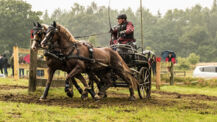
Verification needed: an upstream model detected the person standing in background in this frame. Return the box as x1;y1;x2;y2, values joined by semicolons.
2;54;8;77
9;55;14;76
19;56;25;78
0;55;3;74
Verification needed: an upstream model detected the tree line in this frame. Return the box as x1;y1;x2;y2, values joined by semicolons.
0;0;217;62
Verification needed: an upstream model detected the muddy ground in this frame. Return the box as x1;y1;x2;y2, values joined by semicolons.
0;84;217;110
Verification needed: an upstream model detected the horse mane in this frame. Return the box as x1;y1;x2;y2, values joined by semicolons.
56;24;78;43
41;24;49;30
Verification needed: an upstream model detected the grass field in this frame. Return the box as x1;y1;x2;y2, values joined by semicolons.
0;78;217;122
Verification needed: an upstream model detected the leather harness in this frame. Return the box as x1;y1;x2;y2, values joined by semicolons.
44;42;95;64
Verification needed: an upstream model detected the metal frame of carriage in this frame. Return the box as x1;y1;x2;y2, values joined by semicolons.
108;44;155;99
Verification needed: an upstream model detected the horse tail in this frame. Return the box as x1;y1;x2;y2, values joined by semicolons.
116;52;139;89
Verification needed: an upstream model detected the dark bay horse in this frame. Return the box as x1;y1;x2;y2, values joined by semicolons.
31;22;99;100
41;21;139;100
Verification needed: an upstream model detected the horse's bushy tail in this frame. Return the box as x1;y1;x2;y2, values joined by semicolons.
121;59;139;89
115;52;139;89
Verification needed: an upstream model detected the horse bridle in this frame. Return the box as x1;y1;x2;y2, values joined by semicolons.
32;27;46;45
41;26;57;47
42;25;73;51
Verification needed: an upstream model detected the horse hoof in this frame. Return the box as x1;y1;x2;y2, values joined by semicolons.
128;96;136;101
94;94;101;101
98;92;107;98
81;96;88;101
146;96;151;99
81;93;88;101
39;96;46;101
66;92;73;98
103;94;107;98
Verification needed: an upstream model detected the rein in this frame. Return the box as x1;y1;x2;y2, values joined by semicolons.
45;42;95;63
74;32;108;39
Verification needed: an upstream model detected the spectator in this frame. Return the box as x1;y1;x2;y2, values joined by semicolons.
19;56;25;78
9;55;14;76
0;55;3;74
2;54;8;76
166;53;176;72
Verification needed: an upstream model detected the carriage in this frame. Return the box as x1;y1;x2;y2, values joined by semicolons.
109;44;155;99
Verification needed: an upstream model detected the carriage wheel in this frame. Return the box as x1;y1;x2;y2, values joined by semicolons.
137;67;152;99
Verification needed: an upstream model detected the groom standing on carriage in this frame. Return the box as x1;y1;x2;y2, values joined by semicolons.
110;14;136;46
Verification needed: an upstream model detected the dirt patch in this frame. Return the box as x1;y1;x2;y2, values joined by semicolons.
152;90;217;101
0;92;179;109
0;85;28;90
0;84;216;110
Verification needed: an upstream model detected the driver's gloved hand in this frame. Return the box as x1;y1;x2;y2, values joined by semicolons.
120;30;126;37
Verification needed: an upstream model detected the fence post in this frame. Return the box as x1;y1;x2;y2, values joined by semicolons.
28;43;38;92
13;46;19;80
156;57;161;90
170;62;174;85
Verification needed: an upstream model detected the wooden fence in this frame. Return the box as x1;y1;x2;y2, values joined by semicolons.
13;46;66;92
13;46;48;80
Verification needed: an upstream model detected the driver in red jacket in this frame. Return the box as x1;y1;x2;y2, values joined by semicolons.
110;14;136;45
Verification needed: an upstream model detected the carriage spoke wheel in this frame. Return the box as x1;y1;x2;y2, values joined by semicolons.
137;67;152;99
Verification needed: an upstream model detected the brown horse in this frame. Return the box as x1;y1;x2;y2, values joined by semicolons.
41;21;139;100
31;22;99;100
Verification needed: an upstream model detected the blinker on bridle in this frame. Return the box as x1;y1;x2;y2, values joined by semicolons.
32;27;46;43
43;26;57;44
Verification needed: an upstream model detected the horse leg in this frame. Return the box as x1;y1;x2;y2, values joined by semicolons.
76;74;97;100
66;66;96;100
116;70;136;101
71;77;83;94
40;68;55;100
96;73;113;98
88;73;102;94
88;73;108;99
64;78;73;98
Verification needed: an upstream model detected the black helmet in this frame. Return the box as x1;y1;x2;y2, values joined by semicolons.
117;14;127;20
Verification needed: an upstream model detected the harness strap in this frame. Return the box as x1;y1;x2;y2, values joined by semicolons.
45;42;109;66
67;55;95;63
44;49;95;63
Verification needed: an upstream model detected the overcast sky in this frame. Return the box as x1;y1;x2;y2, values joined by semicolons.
25;0;214;15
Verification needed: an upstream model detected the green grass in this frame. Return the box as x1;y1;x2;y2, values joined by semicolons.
153;85;217;97
0;100;216;122
0;78;217;121
0;77;28;86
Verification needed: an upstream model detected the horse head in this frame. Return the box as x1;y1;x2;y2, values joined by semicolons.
40;21;59;49
41;21;77;49
31;22;48;50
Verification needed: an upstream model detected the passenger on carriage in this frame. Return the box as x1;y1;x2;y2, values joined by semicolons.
110;14;136;47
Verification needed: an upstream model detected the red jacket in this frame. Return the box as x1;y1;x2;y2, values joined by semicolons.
166;57;176;64
110;21;135;45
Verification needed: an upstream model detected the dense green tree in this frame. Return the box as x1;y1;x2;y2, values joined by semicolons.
1;0;216;62
42;10;52;24
0;0;42;54
41;1;217;61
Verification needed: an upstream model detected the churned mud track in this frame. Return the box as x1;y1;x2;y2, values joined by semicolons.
0;93;178;109
0;84;217;109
